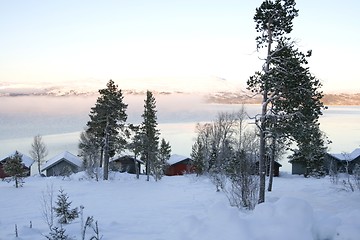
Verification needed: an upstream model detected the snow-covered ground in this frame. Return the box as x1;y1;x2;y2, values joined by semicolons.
0;173;359;240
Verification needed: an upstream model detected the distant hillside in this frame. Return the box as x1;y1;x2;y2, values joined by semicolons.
206;92;360;106
1;81;359;105
0;77;240;97
322;93;360;105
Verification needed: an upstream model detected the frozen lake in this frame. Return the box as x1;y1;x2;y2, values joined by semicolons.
1;95;359;172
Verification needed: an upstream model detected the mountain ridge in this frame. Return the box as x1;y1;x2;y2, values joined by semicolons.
1;81;359;105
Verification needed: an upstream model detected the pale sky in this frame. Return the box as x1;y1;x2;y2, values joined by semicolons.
1;0;359;93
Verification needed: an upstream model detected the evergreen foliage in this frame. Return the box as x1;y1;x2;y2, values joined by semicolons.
3;151;27;188
156;138;171;180
127;124;143;179
190;137;206;176
288;125;328;177
45;226;69;240
141;90;160;181
53;189;79;224
248;0;326;202
85;79;128;180
127;124;143;160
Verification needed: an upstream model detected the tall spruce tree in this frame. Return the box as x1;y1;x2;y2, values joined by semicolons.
248;0;325;203
85;80;128;180
141;90;160;181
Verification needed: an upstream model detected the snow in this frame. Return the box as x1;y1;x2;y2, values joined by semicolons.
329;148;360;161
167;154;189;165
0;173;359;240
0;151;34;168
41;151;82;171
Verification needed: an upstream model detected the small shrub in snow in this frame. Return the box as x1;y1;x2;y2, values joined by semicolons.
83;217;102;240
41;184;55;230
225;151;259;210
80;206;103;240
336;161;360;192
54;188;79;224
45;226;70;240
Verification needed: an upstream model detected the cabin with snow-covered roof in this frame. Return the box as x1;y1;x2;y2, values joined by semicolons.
165;154;194;176
325;148;360;174
110;155;144;174
291;148;360;175
41;151;82;177
0;151;34;178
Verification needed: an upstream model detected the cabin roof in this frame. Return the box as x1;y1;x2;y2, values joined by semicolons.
167;154;190;165
0;151;34;168
110;155;144;164
329;148;360;161
42;151;82;171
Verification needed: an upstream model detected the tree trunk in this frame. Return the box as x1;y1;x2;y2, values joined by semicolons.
258;117;266;203
146;152;150;181
134;154;140;179
100;148;104;168
103;149;109;180
258;20;273;204
267;136;276;192
38;160;41;175
103;122;110;180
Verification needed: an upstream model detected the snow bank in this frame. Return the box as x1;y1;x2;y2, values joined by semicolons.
1;174;360;240
170;197;315;240
169;196;360;240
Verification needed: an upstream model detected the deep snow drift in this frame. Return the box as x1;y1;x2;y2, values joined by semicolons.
0;173;359;240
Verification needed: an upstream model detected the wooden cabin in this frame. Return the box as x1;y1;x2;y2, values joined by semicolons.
165;154;194;176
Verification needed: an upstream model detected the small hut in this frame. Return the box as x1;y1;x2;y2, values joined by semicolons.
110;155;143;174
41;151;82;177
165;154;194;176
0;151;34;178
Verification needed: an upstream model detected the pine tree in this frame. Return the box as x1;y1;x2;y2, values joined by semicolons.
248;0;325;203
156;138;171;180
141;91;160;181
209;142;225;192
289;124;328;177
85;79;128;180
249;0;299;204
190;137;205;176
3;151;27;188
127;124;143;179
53;189;79;224
46;226;69;240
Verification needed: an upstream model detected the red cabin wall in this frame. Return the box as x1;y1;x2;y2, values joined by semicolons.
166;163;192;176
0;164;8;178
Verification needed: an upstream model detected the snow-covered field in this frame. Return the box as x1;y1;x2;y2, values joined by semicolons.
1;173;359;240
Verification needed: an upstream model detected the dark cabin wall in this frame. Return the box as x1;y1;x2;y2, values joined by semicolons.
46;160;80;176
291;162;307;175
